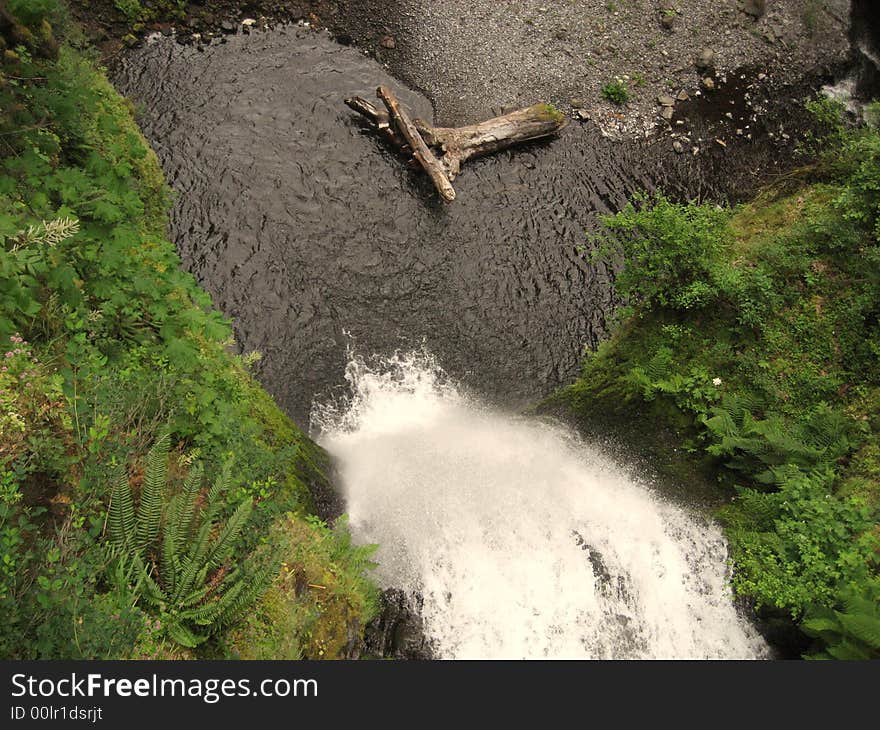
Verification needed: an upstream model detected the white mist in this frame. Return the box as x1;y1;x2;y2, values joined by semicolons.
313;351;768;659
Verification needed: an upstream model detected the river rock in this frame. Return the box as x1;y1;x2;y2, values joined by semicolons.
381;35;396;49
676;89;690;102
672;139;684;153
702;76;716;90
743;0;766;19
657;94;675;107
658;0;676;29
660;105;674;121
695;48;715;71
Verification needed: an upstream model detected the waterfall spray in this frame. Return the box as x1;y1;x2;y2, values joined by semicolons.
313;350;768;659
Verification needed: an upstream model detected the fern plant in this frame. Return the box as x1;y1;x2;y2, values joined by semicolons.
108;433;278;648
802;580;880;659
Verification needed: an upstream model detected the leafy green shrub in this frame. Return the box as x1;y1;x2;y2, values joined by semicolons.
592;193;732;314
601;79;630;106
108;433;279;648
721;469;878;615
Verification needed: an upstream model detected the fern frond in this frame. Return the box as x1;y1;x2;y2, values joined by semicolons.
136;431;171;553
170;462;203;556
108;468;136;550
160;524;178;597
836;612;880;650
166;621;207;648
205;499;253;570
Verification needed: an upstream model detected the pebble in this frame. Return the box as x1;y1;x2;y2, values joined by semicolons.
702;76;715;91
676;90;689;102
672;140;684;153
657;94;675;107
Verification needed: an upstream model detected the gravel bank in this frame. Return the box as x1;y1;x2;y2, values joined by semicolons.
332;0;852;135
72;1;854;138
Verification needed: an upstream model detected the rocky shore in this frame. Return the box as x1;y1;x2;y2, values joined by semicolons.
71;1;854;138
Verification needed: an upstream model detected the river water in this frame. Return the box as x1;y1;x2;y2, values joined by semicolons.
114;25;775;658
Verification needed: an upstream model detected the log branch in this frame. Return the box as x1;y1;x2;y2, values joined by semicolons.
377;85;457;202
346;90;567;201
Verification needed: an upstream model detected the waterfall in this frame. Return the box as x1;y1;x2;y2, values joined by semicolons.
312;350;769;659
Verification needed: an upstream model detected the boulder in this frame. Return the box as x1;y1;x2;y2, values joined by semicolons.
744;0;766;18
695;48;715;71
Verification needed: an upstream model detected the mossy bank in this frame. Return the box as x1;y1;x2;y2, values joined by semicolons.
0;0;376;659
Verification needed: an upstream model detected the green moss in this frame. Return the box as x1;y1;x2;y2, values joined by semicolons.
537;102;566;125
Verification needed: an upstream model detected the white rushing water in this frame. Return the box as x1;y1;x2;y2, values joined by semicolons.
313;350;769;659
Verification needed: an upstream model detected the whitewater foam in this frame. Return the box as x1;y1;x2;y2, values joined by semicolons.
312;350;768;659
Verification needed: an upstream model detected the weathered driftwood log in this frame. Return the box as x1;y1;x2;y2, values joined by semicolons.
345;87;567;202
377;85;457;202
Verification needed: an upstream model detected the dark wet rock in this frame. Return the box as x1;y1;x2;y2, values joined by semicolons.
362;589;435;660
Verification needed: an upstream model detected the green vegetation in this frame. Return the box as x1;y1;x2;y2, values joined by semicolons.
108;433;279;649
601;78;630;106
558;99;880;656
113;0;143;23
802;578;880;659
0;1;377;659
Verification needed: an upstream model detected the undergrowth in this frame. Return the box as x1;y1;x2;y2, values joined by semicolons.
0;0;377;659
560;97;880;657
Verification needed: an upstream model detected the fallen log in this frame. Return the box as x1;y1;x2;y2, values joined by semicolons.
345;88;567;202
377;85;457;202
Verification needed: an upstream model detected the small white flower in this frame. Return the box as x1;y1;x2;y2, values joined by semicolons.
712;377;722;386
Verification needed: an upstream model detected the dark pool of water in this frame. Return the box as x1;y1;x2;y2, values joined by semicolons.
113;25;806;427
